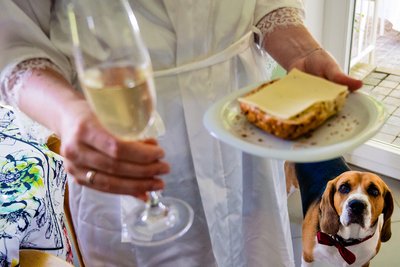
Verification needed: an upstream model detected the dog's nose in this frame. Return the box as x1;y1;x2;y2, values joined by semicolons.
348;199;366;214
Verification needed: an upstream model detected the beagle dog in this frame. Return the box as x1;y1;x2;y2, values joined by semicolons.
285;157;394;267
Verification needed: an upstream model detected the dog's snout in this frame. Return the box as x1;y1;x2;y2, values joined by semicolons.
348;199;366;214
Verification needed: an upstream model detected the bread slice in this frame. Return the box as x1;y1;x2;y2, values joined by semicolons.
238;69;349;140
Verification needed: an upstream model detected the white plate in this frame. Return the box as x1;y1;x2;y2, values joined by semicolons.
203;83;388;162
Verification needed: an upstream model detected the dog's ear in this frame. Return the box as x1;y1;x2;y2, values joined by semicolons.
319;179;340;235
381;188;394;242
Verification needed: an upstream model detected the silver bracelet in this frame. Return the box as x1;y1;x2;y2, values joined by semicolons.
301;47;323;59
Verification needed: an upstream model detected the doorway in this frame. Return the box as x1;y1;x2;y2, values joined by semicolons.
323;0;400;179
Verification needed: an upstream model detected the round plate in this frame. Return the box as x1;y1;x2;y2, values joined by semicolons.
203;83;388;163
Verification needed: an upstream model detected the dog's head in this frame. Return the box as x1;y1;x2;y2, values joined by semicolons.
319;171;394;242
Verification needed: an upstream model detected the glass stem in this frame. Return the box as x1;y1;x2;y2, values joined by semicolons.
143;191;169;220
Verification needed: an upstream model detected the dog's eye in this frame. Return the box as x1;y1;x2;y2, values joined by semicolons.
367;185;380;197
338;183;351;194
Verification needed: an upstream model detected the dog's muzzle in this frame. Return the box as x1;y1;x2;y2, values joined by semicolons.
346;199;367;226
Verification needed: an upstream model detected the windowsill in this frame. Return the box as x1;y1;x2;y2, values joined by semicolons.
344;139;400;180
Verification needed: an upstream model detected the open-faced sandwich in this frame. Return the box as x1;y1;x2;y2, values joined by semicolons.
238;69;349;140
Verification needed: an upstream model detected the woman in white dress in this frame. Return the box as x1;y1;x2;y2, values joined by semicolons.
0;1;362;266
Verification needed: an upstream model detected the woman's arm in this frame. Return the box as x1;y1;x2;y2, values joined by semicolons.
0;2;169;199
258;7;362;91
13;62;168;199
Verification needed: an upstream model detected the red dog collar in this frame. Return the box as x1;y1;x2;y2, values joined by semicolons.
317;231;374;265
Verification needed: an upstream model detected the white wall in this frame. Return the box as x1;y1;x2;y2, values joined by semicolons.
275;0;352;73
303;0;355;72
303;0;325;43
322;0;355;72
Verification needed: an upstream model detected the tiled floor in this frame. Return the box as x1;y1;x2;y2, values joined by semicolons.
360;70;400;146
350;19;400;148
288;165;400;266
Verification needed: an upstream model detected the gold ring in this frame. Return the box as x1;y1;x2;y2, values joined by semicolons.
85;170;97;185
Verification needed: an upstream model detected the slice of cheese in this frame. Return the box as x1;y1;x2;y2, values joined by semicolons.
238;69;348;119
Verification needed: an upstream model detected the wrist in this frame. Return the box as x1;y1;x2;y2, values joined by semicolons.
57;98;91;139
287;47;323;70
262;24;321;70
18;67;85;137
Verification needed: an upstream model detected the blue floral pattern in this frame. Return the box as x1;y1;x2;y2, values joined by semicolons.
0;105;72;266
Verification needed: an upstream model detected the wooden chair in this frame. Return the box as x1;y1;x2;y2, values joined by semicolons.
47;135;86;267
64;183;85;267
19;250;75;267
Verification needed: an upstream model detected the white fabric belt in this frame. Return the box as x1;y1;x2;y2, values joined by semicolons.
154;31;254;78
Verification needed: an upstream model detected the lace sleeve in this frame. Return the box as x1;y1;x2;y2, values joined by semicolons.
0;58;64;143
256;7;305;37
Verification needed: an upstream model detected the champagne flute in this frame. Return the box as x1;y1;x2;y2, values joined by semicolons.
67;0;193;246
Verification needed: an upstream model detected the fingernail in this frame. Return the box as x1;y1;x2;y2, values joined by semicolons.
159;164;170;174
157;151;165;159
151;180;164;191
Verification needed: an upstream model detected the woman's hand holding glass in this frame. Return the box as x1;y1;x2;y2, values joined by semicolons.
59;97;168;200
67;0;193;246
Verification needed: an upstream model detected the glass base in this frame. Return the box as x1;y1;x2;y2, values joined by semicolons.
129;197;194;246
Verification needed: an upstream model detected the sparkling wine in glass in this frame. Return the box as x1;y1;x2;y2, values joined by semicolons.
67;0;193;246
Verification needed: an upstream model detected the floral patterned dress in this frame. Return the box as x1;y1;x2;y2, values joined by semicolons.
0;105;72;266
